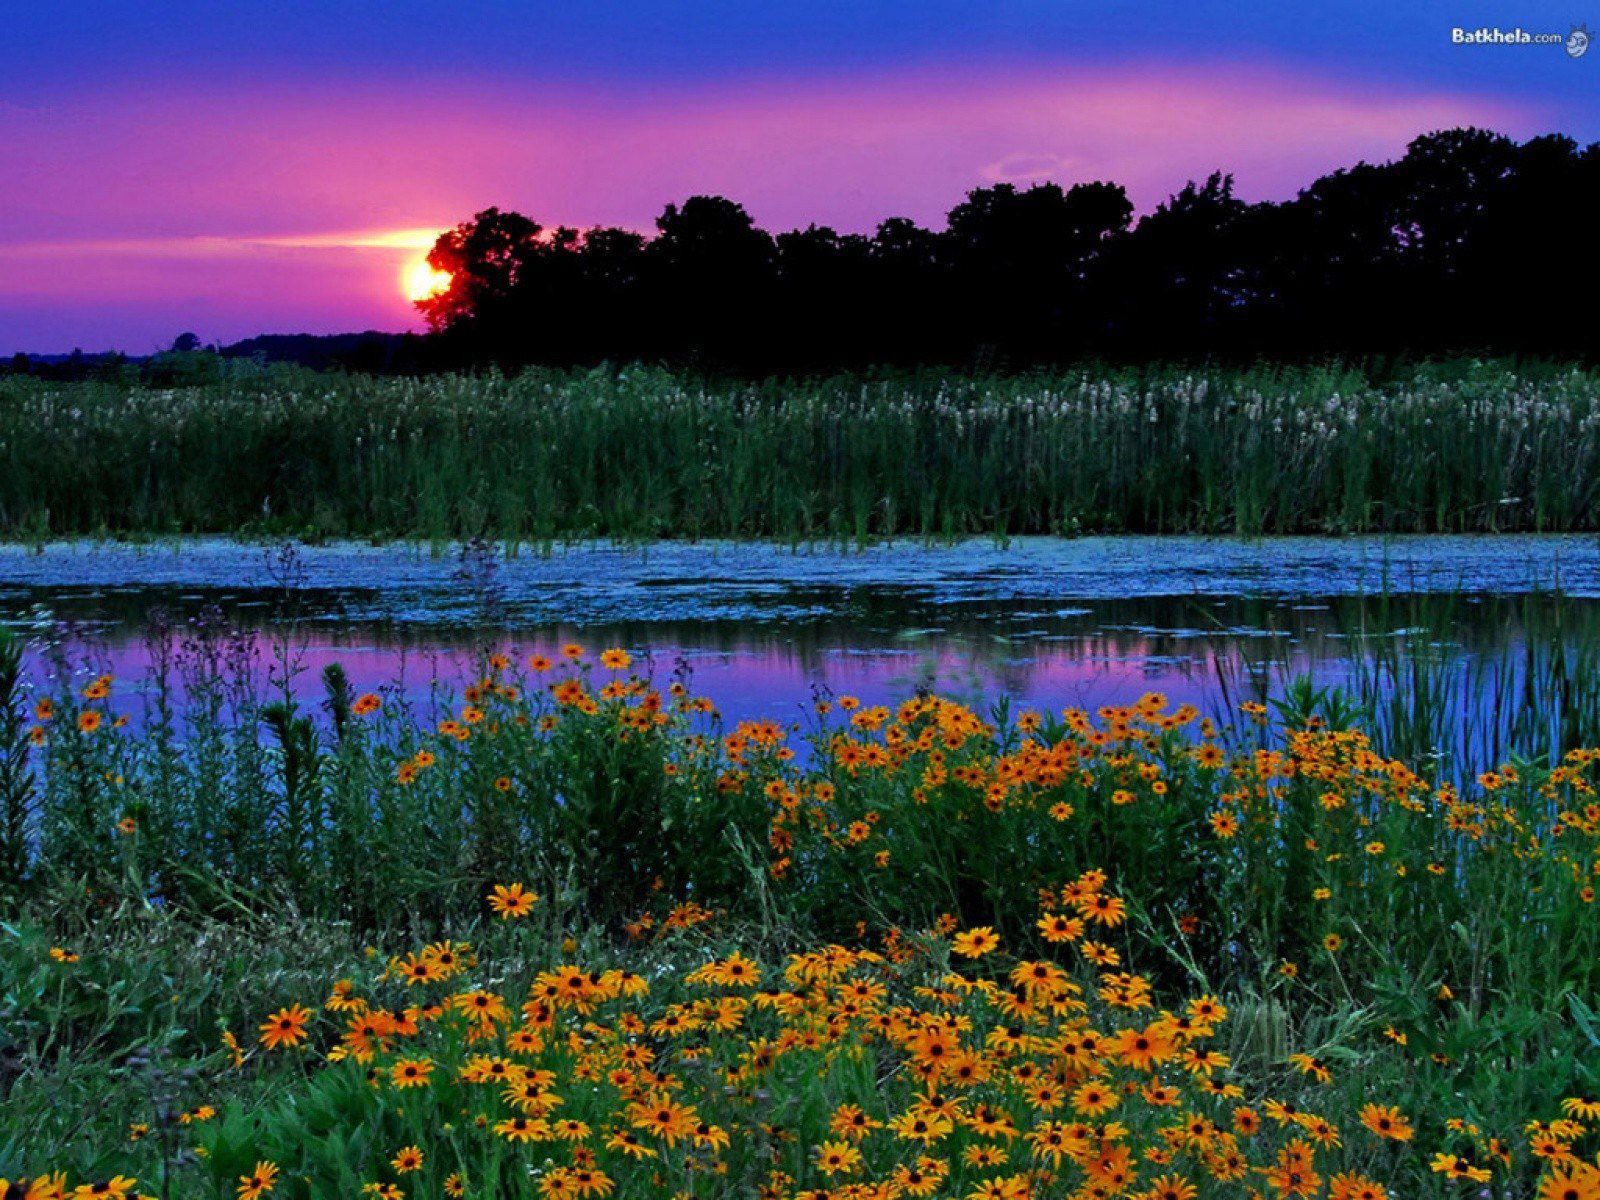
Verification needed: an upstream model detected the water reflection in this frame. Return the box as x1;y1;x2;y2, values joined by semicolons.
3;573;1590;746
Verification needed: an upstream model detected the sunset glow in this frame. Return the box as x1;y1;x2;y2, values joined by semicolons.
0;1;1591;352
404;259;451;303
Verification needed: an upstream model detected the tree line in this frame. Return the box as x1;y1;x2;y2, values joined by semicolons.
6;126;1592;381
413;128;1598;372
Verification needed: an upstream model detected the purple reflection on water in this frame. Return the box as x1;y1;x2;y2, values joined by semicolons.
3;536;1594;756
17;618;1334;735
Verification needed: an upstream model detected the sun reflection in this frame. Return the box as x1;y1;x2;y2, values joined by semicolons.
404;259;452;302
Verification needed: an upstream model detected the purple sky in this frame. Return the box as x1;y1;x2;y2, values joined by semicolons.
2;1;1594;354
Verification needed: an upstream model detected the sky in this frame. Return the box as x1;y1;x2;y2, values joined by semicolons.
2;1;1595;354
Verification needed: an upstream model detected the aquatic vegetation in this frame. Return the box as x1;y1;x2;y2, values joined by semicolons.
2;645;1599;1197
3;361;1600;541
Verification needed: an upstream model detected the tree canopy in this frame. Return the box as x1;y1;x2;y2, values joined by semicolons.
409;127;1596;371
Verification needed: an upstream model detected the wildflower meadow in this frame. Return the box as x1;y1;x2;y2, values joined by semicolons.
11;6;1600;1199
3;629;1598;1200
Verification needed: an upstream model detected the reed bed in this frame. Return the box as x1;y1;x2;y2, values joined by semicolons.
4;361;1600;541
1214;590;1600;787
3;631;1599;1198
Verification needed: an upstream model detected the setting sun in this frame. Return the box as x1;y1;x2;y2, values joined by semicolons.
404;259;452;302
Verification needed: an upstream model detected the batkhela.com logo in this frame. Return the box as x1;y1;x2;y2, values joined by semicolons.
1448;23;1590;56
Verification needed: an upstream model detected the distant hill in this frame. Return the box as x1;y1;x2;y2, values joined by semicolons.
219;331;426;372
10;350;137;367
4;330;443;381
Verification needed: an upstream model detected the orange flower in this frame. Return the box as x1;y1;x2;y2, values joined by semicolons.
1359;1104;1414;1142
390;1058;434;1088
257;1004;312;1050
951;927;1000;958
237;1161;278;1199
488;883;538;919
815;1140;863;1176
1113;1024;1175;1071
1078;892;1128;926
391;1146;424;1174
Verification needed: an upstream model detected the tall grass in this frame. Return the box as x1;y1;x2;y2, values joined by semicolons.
1214;590;1600;785
0;629;34;900
4;360;1600;540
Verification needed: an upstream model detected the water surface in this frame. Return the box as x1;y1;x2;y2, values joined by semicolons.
2;535;1595;733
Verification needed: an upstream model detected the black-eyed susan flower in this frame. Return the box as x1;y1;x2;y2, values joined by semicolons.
951;926;999;958
236;1161;277;1199
488;882;537;918
257;1005;311;1050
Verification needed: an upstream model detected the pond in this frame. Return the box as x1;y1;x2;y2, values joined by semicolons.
3;535;1598;772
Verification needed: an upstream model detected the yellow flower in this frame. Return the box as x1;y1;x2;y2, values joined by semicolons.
488;882;538;918
1430;1155;1491;1183
237;1161;278;1200
391;1057;434;1088
1359;1104;1414;1141
257;1004;311;1050
951;927;1000;958
71;1180;138;1199
391;1146;424;1174
815;1140;863;1176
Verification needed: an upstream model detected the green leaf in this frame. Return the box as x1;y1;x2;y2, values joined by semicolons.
1568;992;1600;1049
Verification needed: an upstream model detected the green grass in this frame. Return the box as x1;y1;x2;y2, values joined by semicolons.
4;359;1600;541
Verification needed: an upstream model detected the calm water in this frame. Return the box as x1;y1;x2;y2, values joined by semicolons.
2;535;1597;729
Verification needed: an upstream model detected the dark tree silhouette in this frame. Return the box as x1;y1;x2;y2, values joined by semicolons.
1097;173;1256;354
944;181;1133;361
648;196;775;368
773;225;876;369
868;217;949;365
409;128;1599;374
419;207;545;332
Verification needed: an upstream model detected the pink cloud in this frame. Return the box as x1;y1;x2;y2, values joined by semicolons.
0;61;1547;350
